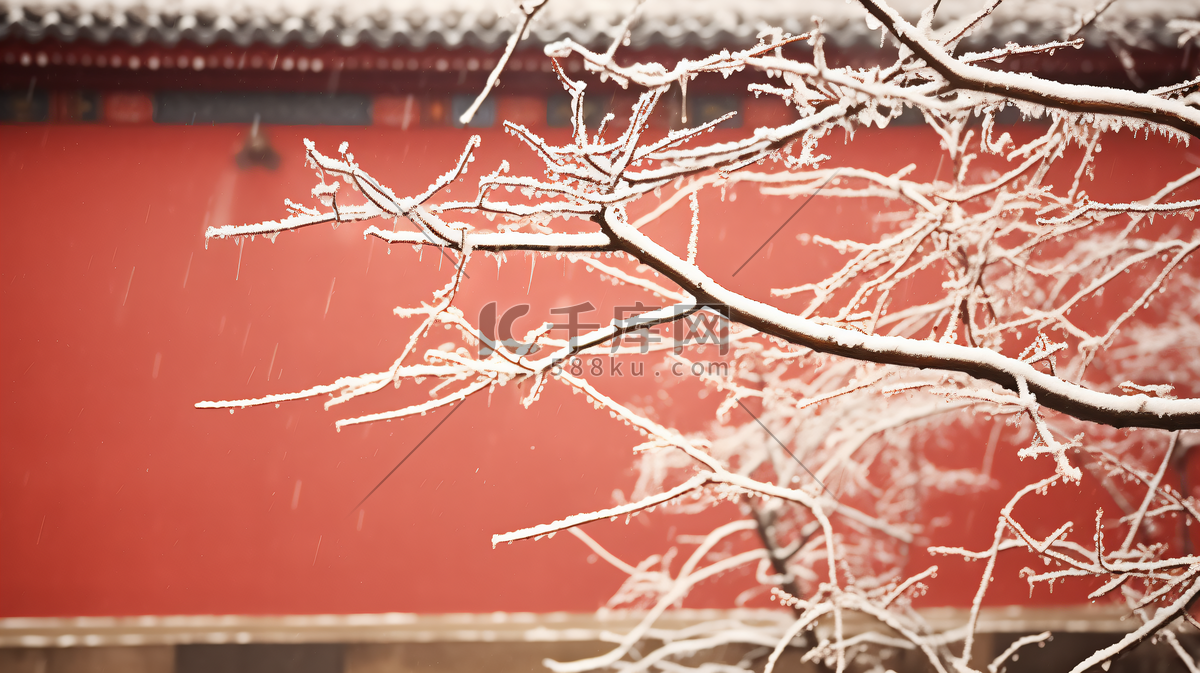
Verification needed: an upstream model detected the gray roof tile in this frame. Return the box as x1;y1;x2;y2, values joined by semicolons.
2;0;1196;50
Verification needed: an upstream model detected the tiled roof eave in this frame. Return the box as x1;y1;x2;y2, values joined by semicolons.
2;2;1197;51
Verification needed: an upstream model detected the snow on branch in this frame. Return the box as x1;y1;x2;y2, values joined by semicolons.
196;1;1200;669
856;0;1200;139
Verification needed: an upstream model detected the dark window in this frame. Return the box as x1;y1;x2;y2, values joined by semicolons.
0;90;49;122
154;92;372;125
688;95;741;128
451;94;496;127
547;94;611;129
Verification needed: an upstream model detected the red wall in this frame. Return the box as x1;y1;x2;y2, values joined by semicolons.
2;122;1197;618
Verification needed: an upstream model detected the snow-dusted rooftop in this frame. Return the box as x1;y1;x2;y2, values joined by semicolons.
2;0;1197;50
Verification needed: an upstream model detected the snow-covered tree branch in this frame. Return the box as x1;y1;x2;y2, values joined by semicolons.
198;0;1200;670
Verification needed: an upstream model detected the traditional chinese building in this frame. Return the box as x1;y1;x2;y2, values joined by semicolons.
2;1;1198;672
3;0;1195;129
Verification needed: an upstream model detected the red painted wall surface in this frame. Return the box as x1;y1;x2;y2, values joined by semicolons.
2;123;1197;618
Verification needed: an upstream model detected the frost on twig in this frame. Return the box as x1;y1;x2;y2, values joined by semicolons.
197;0;1200;670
